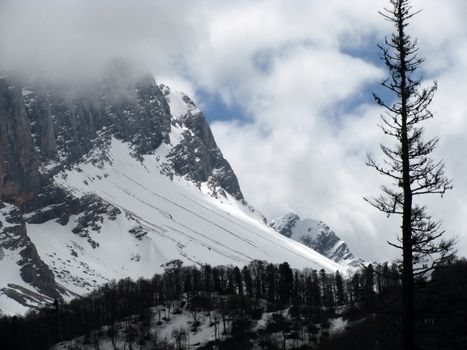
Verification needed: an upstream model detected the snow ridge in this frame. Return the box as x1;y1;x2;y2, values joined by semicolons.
271;213;363;268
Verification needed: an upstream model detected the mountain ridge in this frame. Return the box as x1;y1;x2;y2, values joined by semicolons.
0;68;346;315
270;212;363;267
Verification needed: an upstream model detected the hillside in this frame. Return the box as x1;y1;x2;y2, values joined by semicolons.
0;66;345;315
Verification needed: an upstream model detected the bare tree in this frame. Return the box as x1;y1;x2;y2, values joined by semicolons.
107;322;120;350
366;1;455;349
171;327;187;350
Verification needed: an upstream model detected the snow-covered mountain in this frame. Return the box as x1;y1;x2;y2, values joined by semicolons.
270;213;363;268
0;64;345;315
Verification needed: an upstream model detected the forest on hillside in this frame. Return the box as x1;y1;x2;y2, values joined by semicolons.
1;258;466;350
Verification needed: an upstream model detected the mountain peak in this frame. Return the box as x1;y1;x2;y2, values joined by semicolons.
270;212;301;238
0;68;346;314
271;213;362;267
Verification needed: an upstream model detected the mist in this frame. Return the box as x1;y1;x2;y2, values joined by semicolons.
0;0;204;83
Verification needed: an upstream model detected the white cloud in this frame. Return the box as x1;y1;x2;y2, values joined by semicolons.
0;0;202;81
207;0;467;261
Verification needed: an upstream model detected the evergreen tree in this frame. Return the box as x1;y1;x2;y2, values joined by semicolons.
363;264;375;300
278;262;293;306
226;267;235;295
350;272;362;303
335;271;345;305
319;269;333;306
265;263;277;303
202;264;213;292
233;266;244;295
310;270;322;309
212;267;222;294
242;266;253;298
366;1;455;348
291;271;302;307
249;260;265;299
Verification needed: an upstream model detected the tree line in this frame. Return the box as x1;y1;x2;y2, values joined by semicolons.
2;258;466;349
0;259;398;350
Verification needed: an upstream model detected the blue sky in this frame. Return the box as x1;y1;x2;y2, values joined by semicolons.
197;88;250;123
2;0;467;262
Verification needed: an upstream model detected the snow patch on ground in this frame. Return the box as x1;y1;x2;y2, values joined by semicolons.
53;307;218;350
329;317;347;335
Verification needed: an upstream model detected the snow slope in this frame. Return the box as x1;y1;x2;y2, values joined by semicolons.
0;203;61;315
26;136;345;298
0;84;347;315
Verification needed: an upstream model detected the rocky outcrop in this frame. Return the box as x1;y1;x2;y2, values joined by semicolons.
23;86;57;162
0;202;61;302
71;194;121;249
0;65;247;312
165;90;243;201
0;78;41;206
24;184;80;225
22;64;173;172
270;212;301;238
1;66;244;206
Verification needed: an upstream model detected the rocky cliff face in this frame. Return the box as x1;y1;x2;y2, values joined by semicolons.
0;65;243;202
270;212;363;267
0;65;347;315
162;87;243;201
0;78;41;206
0;66;246;313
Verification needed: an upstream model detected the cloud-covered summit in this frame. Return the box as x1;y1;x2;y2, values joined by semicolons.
0;0;201;82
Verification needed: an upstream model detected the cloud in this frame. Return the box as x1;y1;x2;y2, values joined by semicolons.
0;0;203;81
1;0;466;262
207;0;467;261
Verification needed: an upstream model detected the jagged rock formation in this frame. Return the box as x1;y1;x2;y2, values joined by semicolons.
0;64;247;313
0;66;345;314
161;86;243;201
0;202;64;308
0;79;41;206
0;63;244;220
270;212;363;267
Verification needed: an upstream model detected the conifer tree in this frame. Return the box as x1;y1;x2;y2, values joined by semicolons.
335;271;345;305
366;1;455;348
278;262;293;306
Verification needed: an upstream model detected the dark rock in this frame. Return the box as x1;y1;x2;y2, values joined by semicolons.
24;184;79;225
23;86;57;162
270;212;301;238
71;194;121;248
167;95;243;200
0;65;247;309
0;202;61;301
128;225;148;240
0;78;41;206
2;284;54;309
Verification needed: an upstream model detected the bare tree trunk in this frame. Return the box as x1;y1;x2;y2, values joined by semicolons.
397;1;414;348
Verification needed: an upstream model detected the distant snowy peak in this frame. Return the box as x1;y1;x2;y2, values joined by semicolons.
270;213;363;267
269;212;301;238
